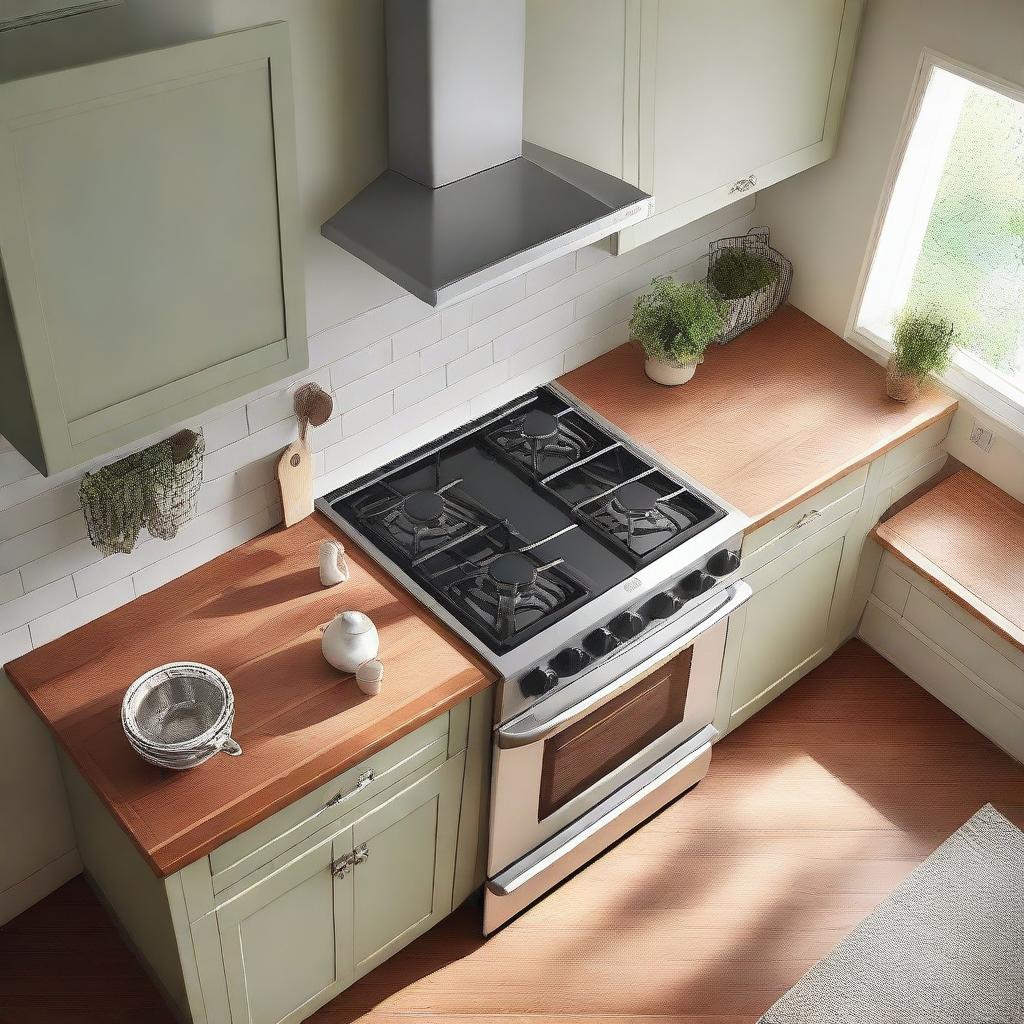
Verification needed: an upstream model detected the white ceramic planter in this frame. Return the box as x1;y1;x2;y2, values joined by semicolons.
644;356;698;386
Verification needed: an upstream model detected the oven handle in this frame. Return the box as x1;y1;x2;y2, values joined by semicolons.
496;580;752;750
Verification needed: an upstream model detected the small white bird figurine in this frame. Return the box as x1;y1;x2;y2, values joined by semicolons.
319;540;350;587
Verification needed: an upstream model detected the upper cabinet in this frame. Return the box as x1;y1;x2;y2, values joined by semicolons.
0;23;306;476
524;0;863;252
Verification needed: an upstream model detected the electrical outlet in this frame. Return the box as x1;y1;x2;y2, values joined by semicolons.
969;419;995;453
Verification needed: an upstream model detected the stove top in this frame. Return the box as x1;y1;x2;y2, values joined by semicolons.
320;383;743;659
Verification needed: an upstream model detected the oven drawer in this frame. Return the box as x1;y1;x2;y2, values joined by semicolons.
484;724;715;935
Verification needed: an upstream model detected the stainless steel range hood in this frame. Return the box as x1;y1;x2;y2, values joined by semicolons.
321;0;652;308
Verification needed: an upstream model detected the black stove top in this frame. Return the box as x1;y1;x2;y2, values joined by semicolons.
325;387;725;654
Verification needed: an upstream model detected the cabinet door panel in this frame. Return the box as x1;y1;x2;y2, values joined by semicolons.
0;23;305;475
217;829;353;1024
352;754;463;976
649;0;846;209
729;531;846;726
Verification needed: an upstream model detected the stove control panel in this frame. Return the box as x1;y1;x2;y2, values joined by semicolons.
518;542;742;698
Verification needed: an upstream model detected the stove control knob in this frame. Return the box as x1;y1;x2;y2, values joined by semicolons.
642;591;681;620
610;610;646;641
551;647;591;678
678;570;715;599
583;627;618;657
520;666;559;697
707;549;741;577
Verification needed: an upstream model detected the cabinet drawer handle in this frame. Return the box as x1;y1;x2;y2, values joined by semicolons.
331;853;354;878
353;842;370;865
325;769;375;810
776;509;822;542
729;174;758;194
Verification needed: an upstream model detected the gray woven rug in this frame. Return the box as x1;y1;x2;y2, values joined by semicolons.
759;804;1024;1024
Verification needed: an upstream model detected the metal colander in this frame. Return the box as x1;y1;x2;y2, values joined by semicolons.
122;663;241;768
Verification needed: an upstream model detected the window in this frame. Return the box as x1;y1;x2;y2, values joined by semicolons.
854;54;1024;421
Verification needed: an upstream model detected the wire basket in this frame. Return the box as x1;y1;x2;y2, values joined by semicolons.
706;227;792;344
80;429;205;555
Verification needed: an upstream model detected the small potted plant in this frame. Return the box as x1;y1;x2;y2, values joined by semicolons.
630;277;728;386
886;308;957;402
707;247;780;337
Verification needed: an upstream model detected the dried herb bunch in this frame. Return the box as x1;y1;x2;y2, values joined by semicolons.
890;308;958;380
630;277;728;364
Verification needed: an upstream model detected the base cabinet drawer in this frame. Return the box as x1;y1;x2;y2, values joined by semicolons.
214;753;464;1024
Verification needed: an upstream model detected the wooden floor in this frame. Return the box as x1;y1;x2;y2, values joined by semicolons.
3;639;1023;1024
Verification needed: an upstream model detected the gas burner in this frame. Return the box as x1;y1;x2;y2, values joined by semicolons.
598;482;696;550
484;405;599;478
355;479;489;558
423;524;591;647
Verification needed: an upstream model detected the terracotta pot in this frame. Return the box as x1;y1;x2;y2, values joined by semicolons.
885;360;921;403
644;355;698;386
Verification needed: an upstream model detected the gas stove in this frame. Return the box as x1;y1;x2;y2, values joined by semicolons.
318;384;749;725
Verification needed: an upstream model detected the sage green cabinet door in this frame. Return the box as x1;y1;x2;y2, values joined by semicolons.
351;754;463;977
217;828;354;1024
0;22;306;476
721;516;851;733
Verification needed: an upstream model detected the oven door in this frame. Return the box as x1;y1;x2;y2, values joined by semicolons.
485;580;751;932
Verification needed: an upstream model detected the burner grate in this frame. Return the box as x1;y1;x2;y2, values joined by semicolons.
422;522;591;648
483;405;601;479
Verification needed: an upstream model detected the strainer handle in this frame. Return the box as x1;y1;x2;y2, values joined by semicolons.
212;734;242;757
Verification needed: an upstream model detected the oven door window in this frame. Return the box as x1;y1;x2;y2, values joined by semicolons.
538;647;693;821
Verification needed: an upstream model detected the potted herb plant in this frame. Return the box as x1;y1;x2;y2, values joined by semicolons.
630;277;728;386
886;308;957;402
707;247;780;337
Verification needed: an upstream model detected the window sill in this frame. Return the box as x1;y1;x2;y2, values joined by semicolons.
848;325;1024;443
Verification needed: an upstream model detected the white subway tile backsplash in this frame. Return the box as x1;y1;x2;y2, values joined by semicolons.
0;624;32;665
30;577;136;648
0;205;754;665
329;339;392;393
394;368;446;411
440;300;472;338
0;569;24;605
419;331;469;374
342;393;394;436
492;302;576;362
20;539;101;594
0;510;87;576
203;406;250;453
471;276;527;322
333;353;419;416
447;345;494;386
525;254;576;294
392;315;442;360
0;578;76;635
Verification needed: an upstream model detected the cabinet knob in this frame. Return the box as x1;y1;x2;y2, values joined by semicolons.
729;174;758;194
332;854;354;878
353;842;370;865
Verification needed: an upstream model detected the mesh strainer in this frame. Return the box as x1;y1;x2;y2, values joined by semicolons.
122;663;241;769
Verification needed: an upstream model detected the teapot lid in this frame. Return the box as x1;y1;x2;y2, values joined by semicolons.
337;610;374;634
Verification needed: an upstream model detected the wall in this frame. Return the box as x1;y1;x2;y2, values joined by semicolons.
0;0;759;920
756;0;1024;503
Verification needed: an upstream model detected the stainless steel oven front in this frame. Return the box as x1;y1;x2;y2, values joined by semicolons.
484;580;751;934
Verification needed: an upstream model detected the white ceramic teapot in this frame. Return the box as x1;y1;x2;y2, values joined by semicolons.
321;611;379;674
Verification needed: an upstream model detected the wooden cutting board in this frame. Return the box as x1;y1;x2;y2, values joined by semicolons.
277;438;314;526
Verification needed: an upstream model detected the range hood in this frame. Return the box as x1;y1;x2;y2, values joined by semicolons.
321;0;652;308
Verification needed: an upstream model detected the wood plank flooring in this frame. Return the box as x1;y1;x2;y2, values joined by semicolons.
2;639;1022;1024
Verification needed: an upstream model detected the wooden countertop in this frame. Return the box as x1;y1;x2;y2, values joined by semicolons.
4;514;495;877
874;469;1024;653
559;306;958;531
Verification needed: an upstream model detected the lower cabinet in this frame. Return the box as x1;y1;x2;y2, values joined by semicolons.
216;755;463;1024
717;511;854;734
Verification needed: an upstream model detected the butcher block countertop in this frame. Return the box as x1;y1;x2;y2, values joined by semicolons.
559;306;958;531
874;469;1024;654
4;514;495;877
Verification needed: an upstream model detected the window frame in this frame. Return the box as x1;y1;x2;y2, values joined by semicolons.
847;48;1024;438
